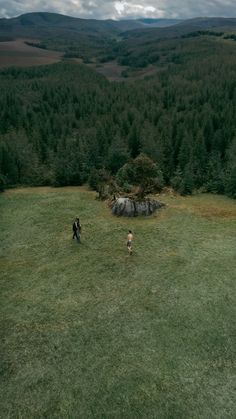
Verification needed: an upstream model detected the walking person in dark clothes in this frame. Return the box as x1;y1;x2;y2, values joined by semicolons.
72;217;82;243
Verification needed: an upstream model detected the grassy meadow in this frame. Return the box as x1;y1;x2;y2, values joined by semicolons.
0;187;235;418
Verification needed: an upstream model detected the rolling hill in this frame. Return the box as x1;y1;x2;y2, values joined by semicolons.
121;16;236;41
1;13;235;39
0;13;179;60
1;13;236;63
114;16;236;69
0;12;182;38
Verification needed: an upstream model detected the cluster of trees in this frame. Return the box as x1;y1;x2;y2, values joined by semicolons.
0;48;235;198
89;154;163;199
224;34;236;41
182;31;224;38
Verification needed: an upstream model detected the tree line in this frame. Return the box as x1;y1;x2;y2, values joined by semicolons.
0;56;235;198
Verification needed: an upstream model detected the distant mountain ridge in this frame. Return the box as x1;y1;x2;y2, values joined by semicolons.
0;12;182;35
122;16;236;39
1;12;236;64
1;12;235;40
137;18;183;27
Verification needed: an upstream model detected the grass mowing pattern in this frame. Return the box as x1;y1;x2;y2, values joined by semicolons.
0;188;236;418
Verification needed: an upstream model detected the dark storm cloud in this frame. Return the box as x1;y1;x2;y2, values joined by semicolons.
0;0;235;19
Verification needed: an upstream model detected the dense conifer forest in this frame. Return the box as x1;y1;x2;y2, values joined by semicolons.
0;31;235;197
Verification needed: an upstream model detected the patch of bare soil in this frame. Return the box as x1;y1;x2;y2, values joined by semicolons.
91;60;128;81
171;200;236;220
187;205;236;219
125;65;158;81
89;60;158;82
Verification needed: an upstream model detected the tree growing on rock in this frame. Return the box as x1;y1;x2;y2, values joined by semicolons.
89;168;120;200
117;154;163;199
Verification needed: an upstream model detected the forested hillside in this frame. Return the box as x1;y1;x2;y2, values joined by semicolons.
0;30;235;197
1;13;236;63
0;13;181;61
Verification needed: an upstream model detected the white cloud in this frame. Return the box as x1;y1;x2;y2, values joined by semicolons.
113;2;164;19
114;2;125;16
0;0;235;19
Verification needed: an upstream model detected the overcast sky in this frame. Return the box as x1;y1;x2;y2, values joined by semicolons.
0;0;235;20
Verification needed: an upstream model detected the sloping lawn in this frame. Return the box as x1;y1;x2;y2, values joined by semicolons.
0;187;235;418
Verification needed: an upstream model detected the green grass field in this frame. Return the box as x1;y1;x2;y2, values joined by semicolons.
0;187;235;418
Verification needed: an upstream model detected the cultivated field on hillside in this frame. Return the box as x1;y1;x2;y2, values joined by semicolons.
0;188;235;418
0;40;63;68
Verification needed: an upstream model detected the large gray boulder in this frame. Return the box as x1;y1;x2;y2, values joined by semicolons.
112;197;164;217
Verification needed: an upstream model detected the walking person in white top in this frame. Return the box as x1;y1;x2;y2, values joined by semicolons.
127;230;133;255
